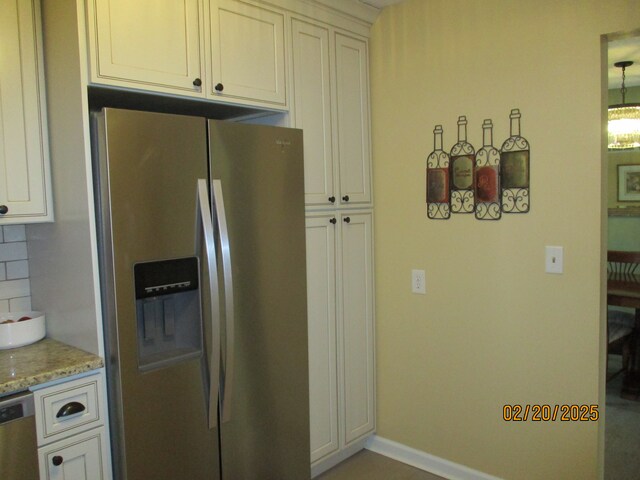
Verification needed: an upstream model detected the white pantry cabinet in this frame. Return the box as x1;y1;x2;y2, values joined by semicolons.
86;0;287;108
291;18;372;208
0;0;53;224
306;211;375;473
33;372;111;480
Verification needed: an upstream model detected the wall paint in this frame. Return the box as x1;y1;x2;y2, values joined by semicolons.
369;1;640;479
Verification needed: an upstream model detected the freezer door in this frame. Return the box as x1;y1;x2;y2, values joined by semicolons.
95;109;220;480
208;120;310;480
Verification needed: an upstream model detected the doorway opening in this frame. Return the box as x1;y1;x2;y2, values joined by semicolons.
605;30;640;480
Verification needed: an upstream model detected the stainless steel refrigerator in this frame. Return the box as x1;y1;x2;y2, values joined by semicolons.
92;108;310;480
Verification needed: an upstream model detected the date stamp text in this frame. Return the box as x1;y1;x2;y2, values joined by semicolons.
502;404;599;422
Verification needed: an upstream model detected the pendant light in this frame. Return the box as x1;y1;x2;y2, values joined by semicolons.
608;61;640;150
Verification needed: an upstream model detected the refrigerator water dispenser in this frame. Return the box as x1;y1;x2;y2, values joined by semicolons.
134;257;202;371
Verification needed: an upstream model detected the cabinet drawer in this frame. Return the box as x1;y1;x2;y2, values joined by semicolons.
34;374;105;445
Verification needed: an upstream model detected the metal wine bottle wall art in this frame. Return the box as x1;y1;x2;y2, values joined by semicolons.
426;108;530;220
426;125;451;219
450;116;475;214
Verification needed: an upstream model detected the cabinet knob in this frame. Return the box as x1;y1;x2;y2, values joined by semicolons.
0;205;7;215
342;195;350;202
215;83;224;92
328;196;335;203
52;456;64;466
343;216;351;224
329;218;337;224
193;78;202;87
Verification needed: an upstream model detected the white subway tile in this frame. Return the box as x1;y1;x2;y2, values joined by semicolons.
0;264;5;281
0;228;3;243
0;279;30;300
7;260;29;279
0;300;8;312
0;242;27;262
3;225;26;242
9;296;32;312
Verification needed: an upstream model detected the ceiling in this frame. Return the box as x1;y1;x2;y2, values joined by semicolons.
609;36;640;89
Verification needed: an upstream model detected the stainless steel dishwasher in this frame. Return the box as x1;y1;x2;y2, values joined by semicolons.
0;391;39;479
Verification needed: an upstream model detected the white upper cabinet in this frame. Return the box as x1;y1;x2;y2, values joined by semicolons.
0;0;53;224
87;0;287;108
291;19;334;206
334;33;371;207
87;0;205;96
291;19;372;208
209;0;287;106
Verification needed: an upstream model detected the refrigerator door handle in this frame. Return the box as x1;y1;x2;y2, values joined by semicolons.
197;179;221;430
211;179;235;423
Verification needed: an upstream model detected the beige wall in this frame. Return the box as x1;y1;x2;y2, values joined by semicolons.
369;1;640;479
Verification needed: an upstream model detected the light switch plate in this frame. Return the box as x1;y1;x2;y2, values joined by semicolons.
545;246;563;274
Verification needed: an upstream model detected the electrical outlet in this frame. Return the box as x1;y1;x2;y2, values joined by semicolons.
412;269;426;294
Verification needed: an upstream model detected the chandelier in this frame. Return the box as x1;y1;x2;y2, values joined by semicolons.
608;60;640;150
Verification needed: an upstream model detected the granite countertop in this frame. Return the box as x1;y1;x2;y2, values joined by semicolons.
0;338;103;395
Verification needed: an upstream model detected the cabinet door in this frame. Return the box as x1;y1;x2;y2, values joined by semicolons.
340;211;375;444
0;0;52;223
39;426;109;480
88;0;204;95
209;0;286;106
291;19;335;207
306;215;339;463
334;34;371;206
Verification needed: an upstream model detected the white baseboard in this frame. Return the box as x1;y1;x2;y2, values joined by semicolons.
365;435;502;480
311;437;369;478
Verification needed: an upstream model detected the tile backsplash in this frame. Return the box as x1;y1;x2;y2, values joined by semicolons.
0;225;31;312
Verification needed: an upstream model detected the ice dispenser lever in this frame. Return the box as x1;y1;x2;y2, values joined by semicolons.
133;257;202;372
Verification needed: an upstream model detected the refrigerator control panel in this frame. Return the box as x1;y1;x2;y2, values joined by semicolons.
134;257;199;299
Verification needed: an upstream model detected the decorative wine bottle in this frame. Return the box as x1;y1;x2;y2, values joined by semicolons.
475;119;501;220
449;116;475;213
426;125;450;219
500;109;530;213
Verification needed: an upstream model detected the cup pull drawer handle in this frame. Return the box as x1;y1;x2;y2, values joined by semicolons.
56;401;86;418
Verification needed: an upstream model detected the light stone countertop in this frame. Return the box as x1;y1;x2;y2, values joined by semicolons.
0;338;103;395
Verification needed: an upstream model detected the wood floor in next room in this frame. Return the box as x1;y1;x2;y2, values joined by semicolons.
316;450;444;480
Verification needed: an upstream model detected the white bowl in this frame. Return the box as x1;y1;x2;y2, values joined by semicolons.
0;312;46;350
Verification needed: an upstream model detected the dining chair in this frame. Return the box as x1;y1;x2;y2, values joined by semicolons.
607;309;634;381
606;250;640;381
